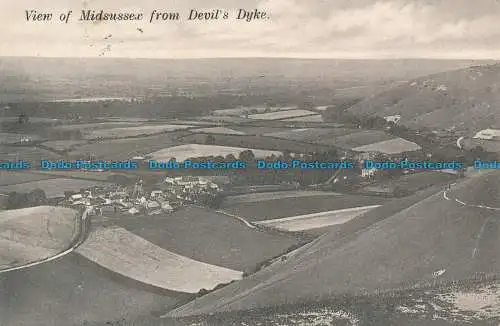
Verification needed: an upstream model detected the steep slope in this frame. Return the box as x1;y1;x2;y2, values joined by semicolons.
167;172;500;317
347;64;500;135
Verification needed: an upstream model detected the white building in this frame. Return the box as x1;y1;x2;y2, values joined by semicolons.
361;168;377;178
472;129;500;140
384;114;401;124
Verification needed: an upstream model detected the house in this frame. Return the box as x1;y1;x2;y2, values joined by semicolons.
70;194;83;201
384;114;401;124
472;129;500;140
361;168;377;178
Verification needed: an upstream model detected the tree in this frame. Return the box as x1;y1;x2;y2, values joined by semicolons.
18;113;29;124
28;188;47;206
239;149;255;164
205;134;216;145
6;192;28;209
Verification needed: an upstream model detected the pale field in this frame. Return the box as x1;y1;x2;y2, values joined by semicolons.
256;205;381;231
147;144;281;161
281;114;325;122
0;178;107;198
248;109;317;120
352;138;422;154
0;206;78;269
83;124;194;140
76;226;243;293
192;127;246;135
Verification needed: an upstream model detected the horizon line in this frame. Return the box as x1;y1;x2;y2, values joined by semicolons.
0;55;498;61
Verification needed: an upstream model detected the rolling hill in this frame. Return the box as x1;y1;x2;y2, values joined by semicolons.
166;171;500;317
347;63;500;135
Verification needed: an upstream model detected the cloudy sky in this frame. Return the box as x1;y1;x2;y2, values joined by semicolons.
1;0;500;58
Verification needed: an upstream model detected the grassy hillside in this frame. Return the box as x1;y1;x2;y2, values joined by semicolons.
347;63;500;135
166;172;500;317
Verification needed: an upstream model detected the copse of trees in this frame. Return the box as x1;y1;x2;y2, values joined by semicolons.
6;188;47;209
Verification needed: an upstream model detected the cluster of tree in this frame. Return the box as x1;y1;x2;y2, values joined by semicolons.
6;188;47;209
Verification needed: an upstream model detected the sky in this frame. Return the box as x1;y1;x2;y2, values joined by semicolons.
1;0;500;59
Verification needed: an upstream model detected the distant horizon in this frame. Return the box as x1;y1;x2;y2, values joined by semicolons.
0;55;498;61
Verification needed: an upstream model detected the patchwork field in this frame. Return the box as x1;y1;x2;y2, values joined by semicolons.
264;128;405;150
67;133;184;160
256;205;381;231
181;133;332;153
76;227;243;293
146;144;281;161
352;138;422;154
116;205;302;272
0;206;78;269
0;178;107;198
221;194;387;221
191;127;246;135
248;109;317;120
83;124;194;140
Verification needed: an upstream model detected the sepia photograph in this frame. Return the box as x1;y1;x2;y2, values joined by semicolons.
1;0;500;325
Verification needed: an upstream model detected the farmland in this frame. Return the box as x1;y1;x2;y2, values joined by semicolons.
248;109;317;120
0;178;108;198
0;206;78;269
362;171;457;195
66;133;184;160
0;171;56;186
76;227;243;293
322;130;395;148
146;144;282;161
54;122;142;131
263;127;357;143
352;138;422;154
191;127;246;135
256;205;381;231
83;124;195;140
41;140;88;151
222;190;343;205
167;172;500;316
0;146;62;162
0;133;42;144
0;252;190;326
181;133;332;153
281;114;324;122
221;193;386;221
115;205;303;273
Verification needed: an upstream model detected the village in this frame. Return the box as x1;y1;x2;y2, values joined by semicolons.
61;175;221;217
